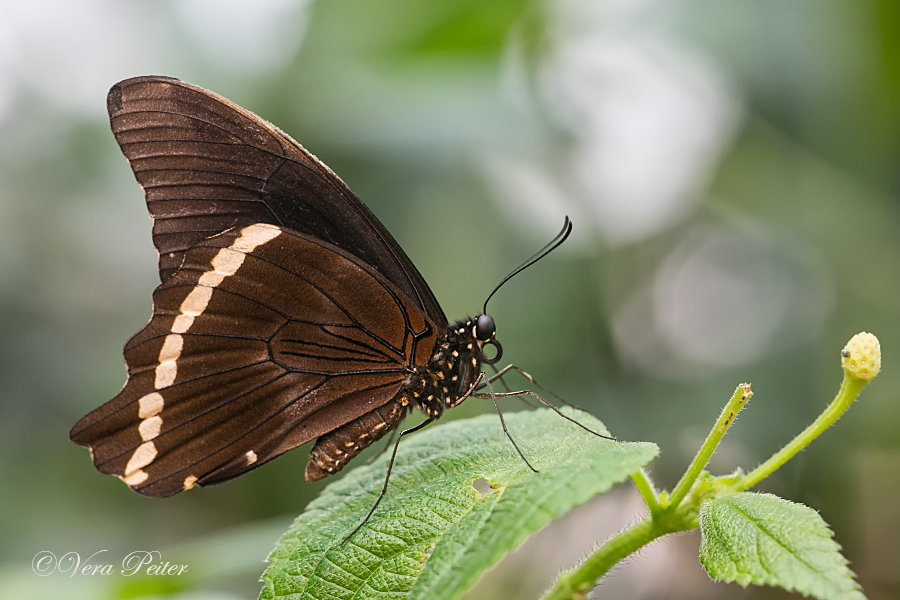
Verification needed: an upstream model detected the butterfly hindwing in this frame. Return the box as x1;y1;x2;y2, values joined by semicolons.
70;224;437;496
107;76;445;324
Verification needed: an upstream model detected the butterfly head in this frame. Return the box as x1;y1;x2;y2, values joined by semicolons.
474;313;502;365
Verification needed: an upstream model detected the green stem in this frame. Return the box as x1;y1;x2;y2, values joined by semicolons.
667;384;752;509
630;468;660;514
543;517;680;600
739;373;866;490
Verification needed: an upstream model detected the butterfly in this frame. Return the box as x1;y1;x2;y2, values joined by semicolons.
70;76;601;506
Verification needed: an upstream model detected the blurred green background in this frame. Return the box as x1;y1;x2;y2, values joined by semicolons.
1;0;898;598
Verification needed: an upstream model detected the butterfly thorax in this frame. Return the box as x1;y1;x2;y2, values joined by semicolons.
410;318;486;419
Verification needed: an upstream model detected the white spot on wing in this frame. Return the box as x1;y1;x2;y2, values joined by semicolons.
207;247;245;282
183;475;198;490
125;441;157;475
231;223;281;252
138;392;164;419
123;470;148;486
155;334;182;388
246;450;257;464
154;361;177;389
158;333;183;362
139;415;162;441
172;286;214;333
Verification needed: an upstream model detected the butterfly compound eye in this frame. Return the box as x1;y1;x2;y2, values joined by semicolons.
475;314;496;342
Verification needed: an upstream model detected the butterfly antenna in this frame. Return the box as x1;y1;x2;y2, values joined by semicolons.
483;216;573;314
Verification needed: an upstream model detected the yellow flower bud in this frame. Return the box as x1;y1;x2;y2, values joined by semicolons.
841;332;881;382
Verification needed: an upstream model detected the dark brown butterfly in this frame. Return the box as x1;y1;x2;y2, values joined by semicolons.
70;76;598;507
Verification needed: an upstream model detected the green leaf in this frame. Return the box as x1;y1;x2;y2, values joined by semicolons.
259;408;657;600
699;492;865;600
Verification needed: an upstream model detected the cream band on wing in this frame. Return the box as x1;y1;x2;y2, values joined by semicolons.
120;224;283;487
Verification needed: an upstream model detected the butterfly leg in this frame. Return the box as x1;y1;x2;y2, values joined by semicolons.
364;426;399;465
474;379;615;441
341;416;435;545
478;377;539;473
486;364;537;409
478;364;580;409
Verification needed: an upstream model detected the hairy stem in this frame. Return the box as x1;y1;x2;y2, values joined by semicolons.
668;384;752;508
740;374;865;490
630;468;660;514
543;514;692;600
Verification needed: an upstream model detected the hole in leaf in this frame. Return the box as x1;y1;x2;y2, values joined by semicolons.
472;477;493;494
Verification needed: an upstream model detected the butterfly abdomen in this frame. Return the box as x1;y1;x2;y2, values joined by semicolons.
305;398;407;481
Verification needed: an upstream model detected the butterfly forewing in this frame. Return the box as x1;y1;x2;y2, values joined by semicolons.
70;223;437;496
107;76;445;324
